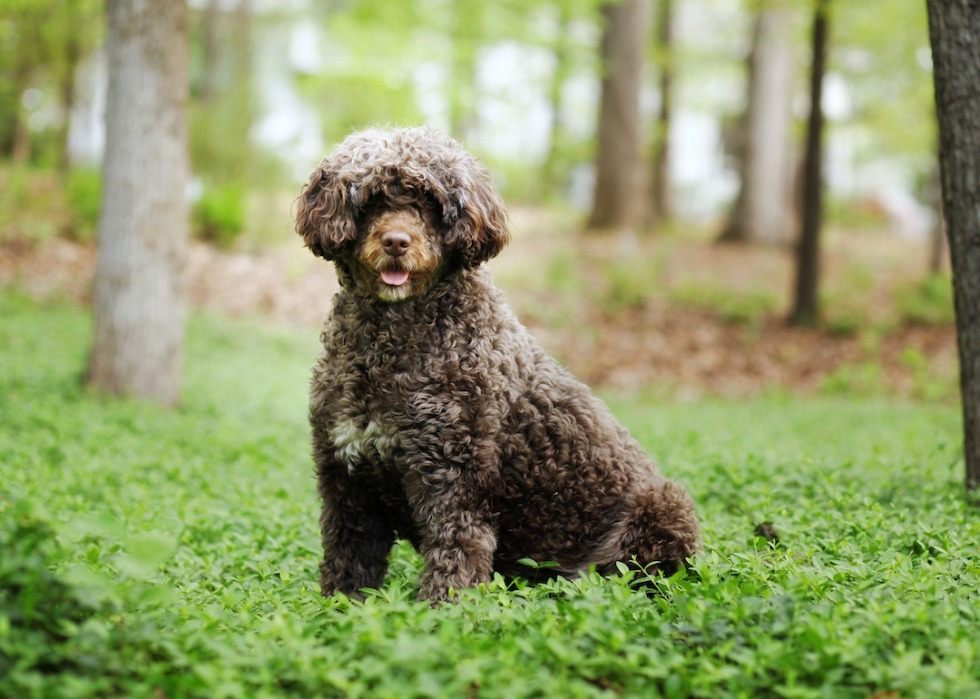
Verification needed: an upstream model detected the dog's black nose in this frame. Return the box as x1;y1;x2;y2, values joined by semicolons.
382;231;412;257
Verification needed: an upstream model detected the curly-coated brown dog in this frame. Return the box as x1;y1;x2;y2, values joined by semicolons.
296;126;701;603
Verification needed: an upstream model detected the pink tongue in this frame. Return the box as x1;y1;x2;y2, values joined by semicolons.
381;270;410;286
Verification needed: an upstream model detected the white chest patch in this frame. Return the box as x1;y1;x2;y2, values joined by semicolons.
329;419;399;473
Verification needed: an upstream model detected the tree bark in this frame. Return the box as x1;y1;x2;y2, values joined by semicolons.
927;162;949;274
586;0;648;232
86;0;190;407
649;0;674;223
718;7;794;245
926;0;980;493
789;0;829;326
929;206;949;274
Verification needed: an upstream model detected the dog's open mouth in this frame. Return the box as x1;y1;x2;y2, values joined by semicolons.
380;270;410;287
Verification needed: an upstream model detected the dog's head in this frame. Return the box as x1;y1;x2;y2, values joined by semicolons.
295;126;510;302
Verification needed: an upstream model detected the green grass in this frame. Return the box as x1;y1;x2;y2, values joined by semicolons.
1;292;978;699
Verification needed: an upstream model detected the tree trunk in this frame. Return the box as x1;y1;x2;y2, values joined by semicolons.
449;0;479;144
59;0;83;169
200;0;220;104
541;4;573;200
586;0;648;232
86;0;190;407
926;0;980;493
649;0;674;223
789;0;829;326
12;65;33;164
718;8;794;245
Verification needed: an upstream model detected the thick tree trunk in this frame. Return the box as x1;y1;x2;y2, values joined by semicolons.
649;0;674;223
586;0;648;232
789;0;829;326
718;8;794;245
86;0;190;407
926;0;980;493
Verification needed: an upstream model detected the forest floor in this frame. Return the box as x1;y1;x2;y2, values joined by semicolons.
0;206;958;400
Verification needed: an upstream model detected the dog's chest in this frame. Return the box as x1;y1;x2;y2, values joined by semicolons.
328;417;401;475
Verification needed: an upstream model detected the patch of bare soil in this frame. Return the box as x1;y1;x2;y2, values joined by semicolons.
0;215;958;400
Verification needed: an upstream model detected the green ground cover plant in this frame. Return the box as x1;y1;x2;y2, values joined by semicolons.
1;292;977;698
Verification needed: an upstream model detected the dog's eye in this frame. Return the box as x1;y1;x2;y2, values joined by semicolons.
420;197;444;222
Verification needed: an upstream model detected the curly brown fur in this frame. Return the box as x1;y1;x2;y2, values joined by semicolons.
297;126;702;603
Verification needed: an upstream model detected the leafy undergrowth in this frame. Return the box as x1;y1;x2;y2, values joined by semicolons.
1;293;978;699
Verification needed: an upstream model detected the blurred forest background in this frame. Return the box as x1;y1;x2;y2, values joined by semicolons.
0;0;957;400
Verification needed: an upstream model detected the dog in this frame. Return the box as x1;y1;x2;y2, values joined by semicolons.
295;126;701;603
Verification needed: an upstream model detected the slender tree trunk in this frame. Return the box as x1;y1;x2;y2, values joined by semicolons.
86;0;190;407
12;66;33;164
586;0;648;232
59;0;83;169
232;0;252;81
541;4;573;200
649;0;674;223
201;0;220;103
789;0;829;326
719;7;794;245
449;0;479;144
926;0;980;493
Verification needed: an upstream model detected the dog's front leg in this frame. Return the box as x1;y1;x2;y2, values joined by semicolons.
416;493;497;604
313;433;394;599
404;459;498;604
317;479;394;599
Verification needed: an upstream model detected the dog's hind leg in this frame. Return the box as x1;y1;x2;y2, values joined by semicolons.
616;477;702;577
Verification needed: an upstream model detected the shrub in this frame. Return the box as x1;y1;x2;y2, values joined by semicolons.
669;283;777;325
194;182;245;247
900;347;957;402
66;168;102;241
0;165;65;243
820;360;886;397
601;261;654;314
894;274;955;326
822;303;868;337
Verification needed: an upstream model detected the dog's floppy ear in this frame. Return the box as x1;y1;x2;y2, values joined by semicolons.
442;166;510;268
295;167;357;260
